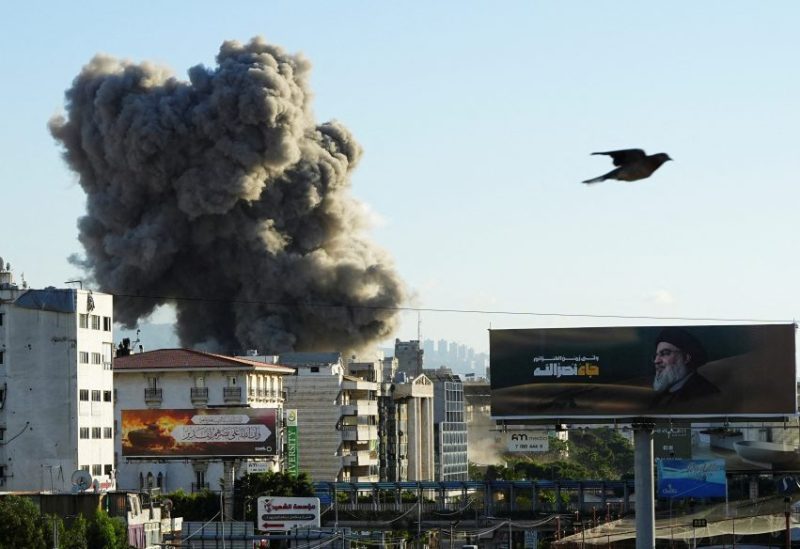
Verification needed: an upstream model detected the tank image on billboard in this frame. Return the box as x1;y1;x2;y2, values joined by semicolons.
122;408;277;458
490;324;796;420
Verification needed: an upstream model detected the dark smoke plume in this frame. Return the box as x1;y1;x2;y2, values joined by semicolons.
50;37;406;354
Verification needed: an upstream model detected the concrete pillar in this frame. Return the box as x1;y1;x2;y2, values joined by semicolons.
408;398;419;479
634;422;655;549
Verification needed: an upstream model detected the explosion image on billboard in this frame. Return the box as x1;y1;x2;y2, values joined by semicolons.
490;324;796;420
122;408;277;458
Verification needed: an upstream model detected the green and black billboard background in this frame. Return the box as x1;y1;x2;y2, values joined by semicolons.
490;324;796;419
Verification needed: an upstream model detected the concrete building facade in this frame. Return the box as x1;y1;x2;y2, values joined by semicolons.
279;352;381;482
426;368;469;481
0;267;115;492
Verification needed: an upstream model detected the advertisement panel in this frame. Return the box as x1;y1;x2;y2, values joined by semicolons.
490;324;796;419
285;409;299;476
657;459;726;498
506;431;549;453
122;408;277;458
257;496;320;531
653;425;692;459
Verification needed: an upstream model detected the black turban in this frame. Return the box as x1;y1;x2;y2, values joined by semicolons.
655;327;708;369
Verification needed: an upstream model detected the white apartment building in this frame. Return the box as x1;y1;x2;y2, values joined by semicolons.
278;352;380;482
0;266;115;491
113;348;294;494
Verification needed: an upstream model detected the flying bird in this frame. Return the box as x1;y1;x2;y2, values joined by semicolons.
582;149;672;184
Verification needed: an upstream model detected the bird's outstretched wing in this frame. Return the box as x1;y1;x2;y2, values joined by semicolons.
591;149;646;166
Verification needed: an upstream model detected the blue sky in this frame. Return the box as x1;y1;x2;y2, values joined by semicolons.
1;2;798;354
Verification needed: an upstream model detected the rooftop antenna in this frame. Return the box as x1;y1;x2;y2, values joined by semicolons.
65;280;83;289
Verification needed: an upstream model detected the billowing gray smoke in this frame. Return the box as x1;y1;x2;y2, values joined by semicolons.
50;37;406;354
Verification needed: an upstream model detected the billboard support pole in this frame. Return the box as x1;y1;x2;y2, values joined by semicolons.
633;420;655;549
223;460;235;521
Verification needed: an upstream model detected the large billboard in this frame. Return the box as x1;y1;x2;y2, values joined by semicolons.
122;408;277;458
490;324;796;419
657;459;727;499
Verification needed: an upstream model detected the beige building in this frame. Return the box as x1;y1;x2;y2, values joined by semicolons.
278;352;382;482
113;348;294;495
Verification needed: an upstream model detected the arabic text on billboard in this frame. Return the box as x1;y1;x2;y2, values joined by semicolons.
658;459;727;499
122;408;277;458
258;496;320;531
490;324;796;419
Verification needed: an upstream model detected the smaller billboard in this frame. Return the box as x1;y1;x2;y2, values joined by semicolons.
506;431;549;453
122;408;277;458
653;425;692;459
247;461;270;474
257;496;320;531
657;458;726;499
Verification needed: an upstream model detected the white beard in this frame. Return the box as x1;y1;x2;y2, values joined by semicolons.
653;363;689;393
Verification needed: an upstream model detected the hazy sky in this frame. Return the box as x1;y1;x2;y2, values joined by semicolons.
2;2;798;354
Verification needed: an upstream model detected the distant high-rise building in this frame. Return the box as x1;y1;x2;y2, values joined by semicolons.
422;339;435;366
448;342;458;365
395;339;423;377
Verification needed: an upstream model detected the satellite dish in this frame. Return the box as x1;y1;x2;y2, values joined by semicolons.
70;470;92;493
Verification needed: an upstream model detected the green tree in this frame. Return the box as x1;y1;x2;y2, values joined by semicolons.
60;515;89;549
234;471;315;523
165;489;220;521
86;509;128;549
0;495;47;549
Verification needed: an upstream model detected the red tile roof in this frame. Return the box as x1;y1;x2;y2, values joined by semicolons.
113;348;295;374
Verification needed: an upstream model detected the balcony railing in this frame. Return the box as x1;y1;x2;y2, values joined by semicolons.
223;386;242;402
144;388;162;403
190;387;209;402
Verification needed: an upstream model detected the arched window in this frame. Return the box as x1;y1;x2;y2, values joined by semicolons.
157;472;163;489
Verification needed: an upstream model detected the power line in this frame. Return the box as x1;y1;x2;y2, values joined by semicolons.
108;291;794;325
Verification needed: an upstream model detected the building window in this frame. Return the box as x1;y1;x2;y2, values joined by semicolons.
195;376;205;388
79;314;88;328
147;377;158;389
227;376;237;386
79;389;89;401
91;352;102;365
310;367;320;373
102;317;111;331
103;390;112;402
104;464;113;476
79;352;89;364
0;351;3;365
103;427;113;439
92;464;102;476
91;315;101;330
0;312;3;326
79;427;90;439
92;427;102;439
0;428;4;442
91;390;101;402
